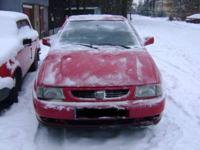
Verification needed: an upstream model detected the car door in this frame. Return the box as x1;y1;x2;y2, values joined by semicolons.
22;19;39;69
16;19;33;75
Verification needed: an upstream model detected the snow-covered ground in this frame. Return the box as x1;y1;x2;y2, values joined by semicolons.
0;15;200;150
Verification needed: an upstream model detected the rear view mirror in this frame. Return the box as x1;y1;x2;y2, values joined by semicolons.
42;38;51;46
23;38;32;45
144;36;154;46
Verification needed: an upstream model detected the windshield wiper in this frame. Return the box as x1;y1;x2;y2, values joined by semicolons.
96;43;131;49
72;43;99;49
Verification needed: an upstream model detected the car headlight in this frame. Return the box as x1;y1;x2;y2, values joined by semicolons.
36;87;65;100
135;84;162;98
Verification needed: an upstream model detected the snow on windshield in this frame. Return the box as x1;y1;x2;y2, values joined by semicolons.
56;20;141;49
69;14;124;21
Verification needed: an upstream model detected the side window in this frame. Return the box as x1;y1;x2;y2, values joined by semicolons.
17;19;38;41
17;19;31;30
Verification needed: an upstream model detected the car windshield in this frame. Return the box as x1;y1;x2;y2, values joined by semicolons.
58;20;141;48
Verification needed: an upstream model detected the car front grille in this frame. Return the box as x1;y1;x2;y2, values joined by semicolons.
71;89;129;99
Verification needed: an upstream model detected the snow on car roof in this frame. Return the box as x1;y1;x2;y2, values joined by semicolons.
69;14;125;21
0;10;28;21
187;13;200;19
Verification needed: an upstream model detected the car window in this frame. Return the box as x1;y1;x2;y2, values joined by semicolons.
59;20;141;48
17;19;35;39
17;19;31;29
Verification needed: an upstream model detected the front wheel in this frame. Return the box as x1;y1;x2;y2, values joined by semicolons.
0;82;18;110
8;71;22;104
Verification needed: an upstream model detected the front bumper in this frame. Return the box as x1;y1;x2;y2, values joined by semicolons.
33;92;165;127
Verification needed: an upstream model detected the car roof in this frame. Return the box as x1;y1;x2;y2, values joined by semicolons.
0;11;28;21
68;14;126;21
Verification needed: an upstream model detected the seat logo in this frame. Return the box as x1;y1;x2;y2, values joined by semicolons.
94;91;105;100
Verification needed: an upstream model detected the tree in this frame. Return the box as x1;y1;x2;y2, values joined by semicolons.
170;0;200;20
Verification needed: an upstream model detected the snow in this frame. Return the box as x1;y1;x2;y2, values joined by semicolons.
0;11;38;89
36;95;164;110
0;11;28;21
18;26;39;41
0;11;38;69
1;15;200;150
0;38;22;65
136;57;143;81
43;64;56;85
69;14;124;21
0;77;14;90
187;13;200;19
0;17;18;36
83;74;131;87
64;78;76;86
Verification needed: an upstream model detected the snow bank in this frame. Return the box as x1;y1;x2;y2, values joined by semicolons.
0;77;14;90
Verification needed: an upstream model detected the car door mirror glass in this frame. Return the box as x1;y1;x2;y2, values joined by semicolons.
143;36;154;46
42;38;51;46
23;38;32;45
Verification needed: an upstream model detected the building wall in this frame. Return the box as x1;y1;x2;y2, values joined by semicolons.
0;0;49;37
0;0;21;12
0;0;48;12
22;0;48;7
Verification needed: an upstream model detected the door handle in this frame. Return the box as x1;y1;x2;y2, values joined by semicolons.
31;48;33;59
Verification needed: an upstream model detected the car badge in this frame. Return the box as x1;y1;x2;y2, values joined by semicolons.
94;91;105;100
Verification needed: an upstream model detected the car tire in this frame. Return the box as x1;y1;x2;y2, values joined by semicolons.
0;71;22;110
8;70;22;104
29;51;39;72
12;70;22;102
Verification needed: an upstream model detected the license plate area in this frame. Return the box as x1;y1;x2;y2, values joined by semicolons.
75;108;129;119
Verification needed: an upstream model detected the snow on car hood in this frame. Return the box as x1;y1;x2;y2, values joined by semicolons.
38;49;160;87
0;37;23;66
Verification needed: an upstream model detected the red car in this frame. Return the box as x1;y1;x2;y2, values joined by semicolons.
34;15;165;127
0;11;39;109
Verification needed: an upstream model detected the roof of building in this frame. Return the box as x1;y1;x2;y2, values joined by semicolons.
0;11;28;21
69;14;126;21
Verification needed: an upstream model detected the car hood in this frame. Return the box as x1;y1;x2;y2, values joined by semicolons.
37;49;160;87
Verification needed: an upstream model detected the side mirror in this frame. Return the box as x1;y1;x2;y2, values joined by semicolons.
144;36;154;46
42;38;51;46
23;38;32;45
